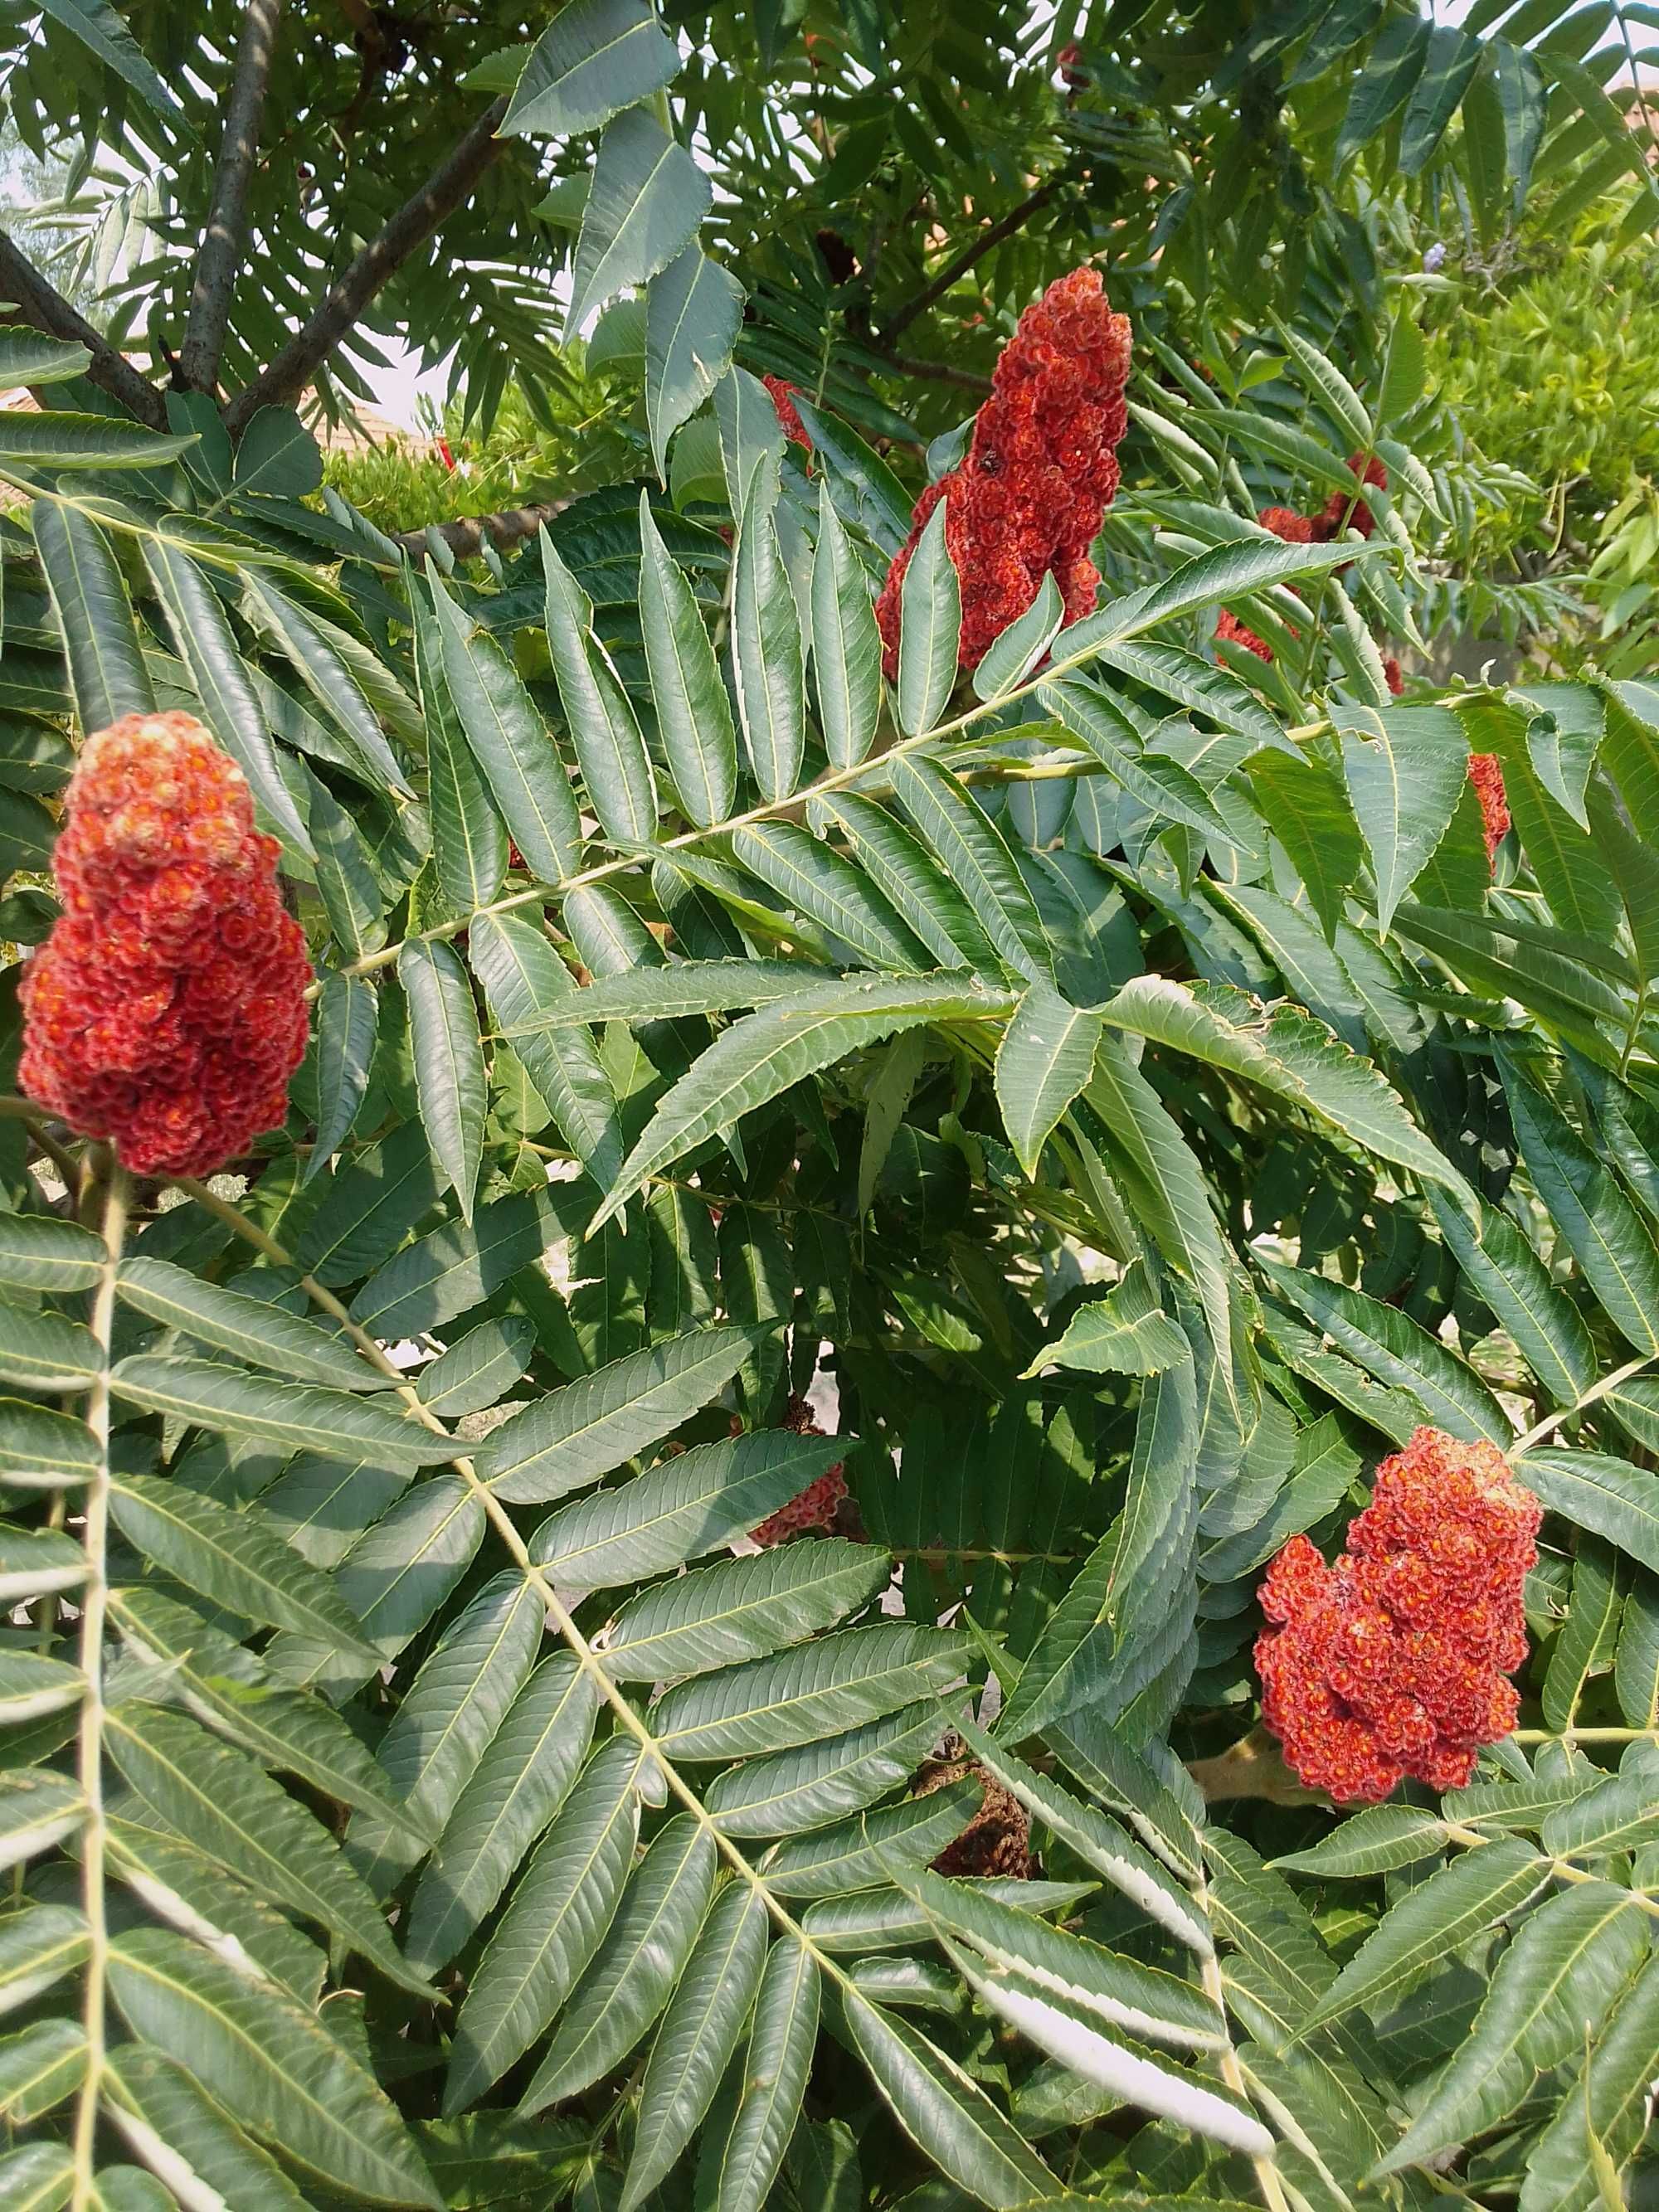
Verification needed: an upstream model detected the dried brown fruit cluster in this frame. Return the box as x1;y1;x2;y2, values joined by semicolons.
915;1738;1034;1879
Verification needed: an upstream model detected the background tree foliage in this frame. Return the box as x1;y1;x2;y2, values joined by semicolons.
0;3;1658;2210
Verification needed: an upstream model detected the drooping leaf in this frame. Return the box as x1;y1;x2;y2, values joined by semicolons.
142;541;314;855
591;975;1017;1227
0;328;90;386
32;499;153;734
446;1738;646;2110
104;1703;429;1995
307;971;380;1183
241;573;412;797
415;581;507;916
703;1937;820;2212
620;1884;770;2212
231;407;323;496
430;562;583;882
1029;1260;1189;1381
1335;10;1429;161
103;2044;309;2212
820;795;1005;975
1258;1258;1511;1446
704;1696;965;1840
399;938;487;1223
109;1355;457;1470
597;1538;888;1681
812;476;884;768
502;0;679;137
638;492;737;827
1376;1881;1647;2172
483;1325;756;1502
1518;1952;1659;2212
530;1429;842;1587
649;1622;972;1760
1299;1840;1546;2032
1334;702;1467;931
0;414;196;471
542;531;657;843
404;1654;600;1976
105;1929;440;2206
895;498;961;737
302;766;386;959
0;1215;105;1294
1044;681;1235;849
346;1570;543;1896
645;247;744;479
1501;1059;1659;1354
567;108;711;334
995;981;1103;1179
841;1986;1061;2205
1101;975;1474;1216
953;1716;1209;1947
731;457;805;803
114;1257;382;1391
1243;748;1363;938
521;1816;718;2110
107;1473;382;1658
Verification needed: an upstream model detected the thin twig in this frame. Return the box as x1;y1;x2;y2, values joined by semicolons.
1442;1821;1659;1923
869;346;994;397
182;0;286;394
1511;1351;1653;1456
70;1158;131;2212
883;178;1067;343
223;96;508;434
0;230;168;428
1197;1913;1294;2212
392;499;566;561
1514;1727;1659;1743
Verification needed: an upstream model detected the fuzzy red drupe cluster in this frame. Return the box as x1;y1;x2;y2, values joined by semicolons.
750;1394;848;1545
1217;458;1511;852
1256;1427;1540;1802
874;266;1132;678
1467;748;1512;863
20;712;311;1180
1320;451;1389;539
1216;459;1399;688
762;373;811;453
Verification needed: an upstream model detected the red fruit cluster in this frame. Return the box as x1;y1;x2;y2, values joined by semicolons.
20;712;311;1179
1055;40;1089;90
1220;463;1511;861
1468;751;1511;861
1216;459;1394;672
762;374;811;453
1320;451;1388;540
874;266;1132;678
751;1394;848;1545
1256;1427;1540;1803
